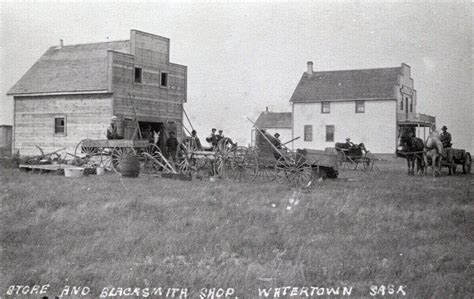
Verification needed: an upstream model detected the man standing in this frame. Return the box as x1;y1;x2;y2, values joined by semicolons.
440;125;452;148
191;130;202;150
107;116;122;140
166;131;179;161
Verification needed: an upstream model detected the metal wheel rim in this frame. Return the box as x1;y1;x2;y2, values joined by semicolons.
140;143;162;174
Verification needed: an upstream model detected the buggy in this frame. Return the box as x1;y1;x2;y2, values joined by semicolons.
335;142;374;171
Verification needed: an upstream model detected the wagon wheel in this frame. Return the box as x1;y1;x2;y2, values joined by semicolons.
463;152;471;174
140;144;163;174
74;139;100;157
177;156;192;176
226;147;259;182
111;146;136;174
276;153;313;188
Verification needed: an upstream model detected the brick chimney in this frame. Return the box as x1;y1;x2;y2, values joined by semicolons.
59;39;64;48
264;106;269;114
307;61;313;75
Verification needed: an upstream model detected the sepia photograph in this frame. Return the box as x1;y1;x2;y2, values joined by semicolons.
0;1;472;298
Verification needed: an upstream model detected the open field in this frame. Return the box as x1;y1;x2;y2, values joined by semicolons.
1;158;473;298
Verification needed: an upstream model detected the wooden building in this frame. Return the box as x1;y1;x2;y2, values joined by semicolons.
7;30;187;155
290;62;435;153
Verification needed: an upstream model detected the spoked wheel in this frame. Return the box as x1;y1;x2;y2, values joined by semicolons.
463;152;471;174
140;144;163;174
74;139;100;157
221;147;258;182
176;142;193;175
111;147;136;174
277;153;313;188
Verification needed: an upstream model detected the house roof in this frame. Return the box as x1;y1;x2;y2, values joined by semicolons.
7;40;130;95
289;67;402;103
255;112;292;129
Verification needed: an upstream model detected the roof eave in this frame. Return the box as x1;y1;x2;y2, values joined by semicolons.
291;97;397;103
8;89;111;97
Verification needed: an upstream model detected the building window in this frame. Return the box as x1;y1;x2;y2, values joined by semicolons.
321;101;330;113
304;125;312;141
160;72;168;87
134;67;142;84
54;117;66;135
356;100;365;113
400;99;404;111
326;125;335;142
409;98;413;112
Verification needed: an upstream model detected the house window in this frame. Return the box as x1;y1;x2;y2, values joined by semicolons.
326;125;335;142
400;99;404;111
304;125;312;141
356;100;365;113
321;101;330;113
54;117;66;135
134;67;142;84
160;72;168;87
409;98;413;112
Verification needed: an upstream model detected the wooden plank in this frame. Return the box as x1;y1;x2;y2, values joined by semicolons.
19;164;76;170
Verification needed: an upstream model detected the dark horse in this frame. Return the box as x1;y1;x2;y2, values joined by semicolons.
399;132;425;175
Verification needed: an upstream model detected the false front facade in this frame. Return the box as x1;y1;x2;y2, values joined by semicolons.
290;62;435;153
7;30;187;155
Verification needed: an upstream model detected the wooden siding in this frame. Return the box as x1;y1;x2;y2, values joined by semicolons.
14;94;112;155
109;31;187;139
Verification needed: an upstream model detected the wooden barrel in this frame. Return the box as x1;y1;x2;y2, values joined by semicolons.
121;154;140;177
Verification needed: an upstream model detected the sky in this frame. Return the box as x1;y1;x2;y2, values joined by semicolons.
1;1;472;151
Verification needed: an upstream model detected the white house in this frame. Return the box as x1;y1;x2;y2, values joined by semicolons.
290;62;435;153
252;108;292;148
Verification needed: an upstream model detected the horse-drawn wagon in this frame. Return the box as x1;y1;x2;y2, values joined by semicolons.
74;138;166;174
233;119;339;187
441;148;471;174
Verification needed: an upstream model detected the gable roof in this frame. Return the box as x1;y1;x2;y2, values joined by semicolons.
7;40;130;95
289;67;401;103
255;112;292;129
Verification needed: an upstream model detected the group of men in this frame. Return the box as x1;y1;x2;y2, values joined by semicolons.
205;128;227;148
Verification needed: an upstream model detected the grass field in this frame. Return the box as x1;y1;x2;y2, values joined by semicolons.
1;159;473;298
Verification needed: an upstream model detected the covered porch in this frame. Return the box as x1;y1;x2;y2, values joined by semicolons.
397;112;436;141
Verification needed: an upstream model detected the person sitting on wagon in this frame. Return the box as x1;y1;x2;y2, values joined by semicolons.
206;128;219;149
273;133;282;149
440;125;452;148
216;130;224;142
106;116;123;140
345;138;356;149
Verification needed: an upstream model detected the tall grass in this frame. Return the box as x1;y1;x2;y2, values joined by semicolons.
1;160;472;298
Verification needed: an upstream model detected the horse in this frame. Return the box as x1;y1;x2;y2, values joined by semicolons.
399;133;425;175
424;133;444;177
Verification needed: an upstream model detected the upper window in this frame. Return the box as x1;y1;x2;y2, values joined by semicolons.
134;67;142;84
304;125;313;141
400;99;404;111
326;125;335;142
356;100;365;113
160;72;168;87
54;117;66;135
321;101;330;113
409;98;413;112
